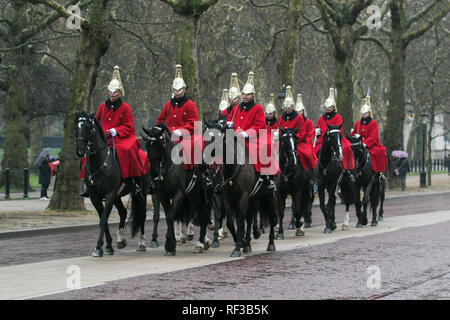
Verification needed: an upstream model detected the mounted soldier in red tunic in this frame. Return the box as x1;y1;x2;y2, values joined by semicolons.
156;64;212;189
226;71;278;192
350;96;387;182
313;88;355;174
295;93;317;172
81;66;149;197
265;93;279;134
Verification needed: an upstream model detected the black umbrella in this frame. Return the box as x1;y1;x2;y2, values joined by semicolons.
34;147;50;168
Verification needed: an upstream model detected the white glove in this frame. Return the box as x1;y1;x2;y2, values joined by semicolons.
363;143;367;148
315;128;321;136
226;121;234;128
355;134;361;139
273;131;279;141
172;129;182;137
108;128;117;137
239;131;249;139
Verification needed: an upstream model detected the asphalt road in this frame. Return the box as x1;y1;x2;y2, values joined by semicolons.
1;192;449;301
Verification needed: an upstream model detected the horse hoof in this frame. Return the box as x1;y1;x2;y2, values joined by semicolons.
193;246;204;254
176;238;185;246
267;244;276;252
330;223;337;231
371;221;378;227
324;228;332;234
378;216;384;221
253;230;261;240
187;234;194;241
150;241;159;248
104;248;114;255
165;251;176;256
208;223;215;231
117;240;127;249
341;224;349;231
287;223;295;230
356;223;363;228
304;222;311;228
295;229;305;237
92;249;103;257
136;245;147;252
276;233;284;240
243;245;252;254
212;241;220;248
231;250;241;257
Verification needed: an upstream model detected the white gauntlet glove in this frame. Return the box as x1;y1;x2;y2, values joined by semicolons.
315;128;321;136
239;131;249;139
172;129;182;137
108;128;117;137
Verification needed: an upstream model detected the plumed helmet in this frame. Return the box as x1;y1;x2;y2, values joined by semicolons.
265;93;276;114
219;89;229;111
228;72;241;99
241;71;255;95
295;94;305;113
108;65;125;96
324;88;336;110
360;95;372;115
282;85;295;109
172;64;186;90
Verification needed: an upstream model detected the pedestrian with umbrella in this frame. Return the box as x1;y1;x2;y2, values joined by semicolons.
36;150;51;200
392;150;410;191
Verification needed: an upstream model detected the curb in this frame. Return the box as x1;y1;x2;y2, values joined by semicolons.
0;190;449;239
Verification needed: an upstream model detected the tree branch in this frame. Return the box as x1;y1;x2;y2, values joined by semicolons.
403;2;450;44
407;0;441;28
0;33;79;52
358;35;391;58
248;0;288;10
34;48;73;73
301;13;328;34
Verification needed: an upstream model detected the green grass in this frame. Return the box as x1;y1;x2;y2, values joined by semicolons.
407;170;447;176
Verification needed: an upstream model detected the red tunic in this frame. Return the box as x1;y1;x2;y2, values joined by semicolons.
277;111;304;131
95;101;148;179
220;105;235;121
351;118;387;172
296;116;317;171
156;98;202;170
313;112;354;170
227;101;279;175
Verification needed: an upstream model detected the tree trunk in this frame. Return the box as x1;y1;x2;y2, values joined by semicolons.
48;0;110;211
29;118;44;169
333;24;354;134
279;0;302;88
176;15;202;118
0;2;31;188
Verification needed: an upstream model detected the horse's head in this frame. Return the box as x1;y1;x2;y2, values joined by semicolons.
142;123;170;162
348;135;366;170
280;128;298;168
323;123;343;161
75;111;96;158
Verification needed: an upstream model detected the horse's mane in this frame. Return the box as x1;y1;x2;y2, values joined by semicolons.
92;116;108;145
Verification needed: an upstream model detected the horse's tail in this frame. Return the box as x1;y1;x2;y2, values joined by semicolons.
130;184;147;238
339;177;354;206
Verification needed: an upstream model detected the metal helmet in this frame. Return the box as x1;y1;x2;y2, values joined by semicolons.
265;93;276;115
295;94;305;113
282;85;295;109
228;72;241;99
324;88;336;110
218;89;229;111
360;95;372;115
241;71;255;95
172;64;186;90
108;65;125;96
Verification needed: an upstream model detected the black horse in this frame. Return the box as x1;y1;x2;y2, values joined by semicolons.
210;120;278;257
143;123;213;255
314;124;344;233
340;135;384;227
202;121;238;248
277;128;310;239
75;111;147;257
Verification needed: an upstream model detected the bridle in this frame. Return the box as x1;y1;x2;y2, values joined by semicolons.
280;130;297;180
147;125;174;182
319;128;342;175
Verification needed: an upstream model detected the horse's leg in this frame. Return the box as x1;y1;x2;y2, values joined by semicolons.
378;182;385;221
231;195;249;257
370;181;380;227
318;185;331;233
150;193;160;248
243;207;253;254
226;211;237;244
164;192;184;256
288;194;296;230
187;222;194;241
98;194;115;256
328;185;337;232
295;190;305;236
266;195;277;252
252;207;261;240
212;195;222;248
90;194;106;257
276;192;287;240
114;198;128;249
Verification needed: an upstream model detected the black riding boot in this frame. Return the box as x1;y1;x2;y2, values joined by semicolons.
262;175;276;192
80;183;90;198
348;171;356;183
379;172;386;183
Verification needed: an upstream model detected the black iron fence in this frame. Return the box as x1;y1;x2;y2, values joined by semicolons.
1;168;41;199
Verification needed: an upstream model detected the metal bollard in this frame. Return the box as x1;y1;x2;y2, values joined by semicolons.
5;168;10;199
23;168;29;198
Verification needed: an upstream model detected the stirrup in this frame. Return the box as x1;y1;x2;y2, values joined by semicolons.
379;173;386;183
185;173;197;194
80;186;90;198
249;177;264;197
203;176;214;190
